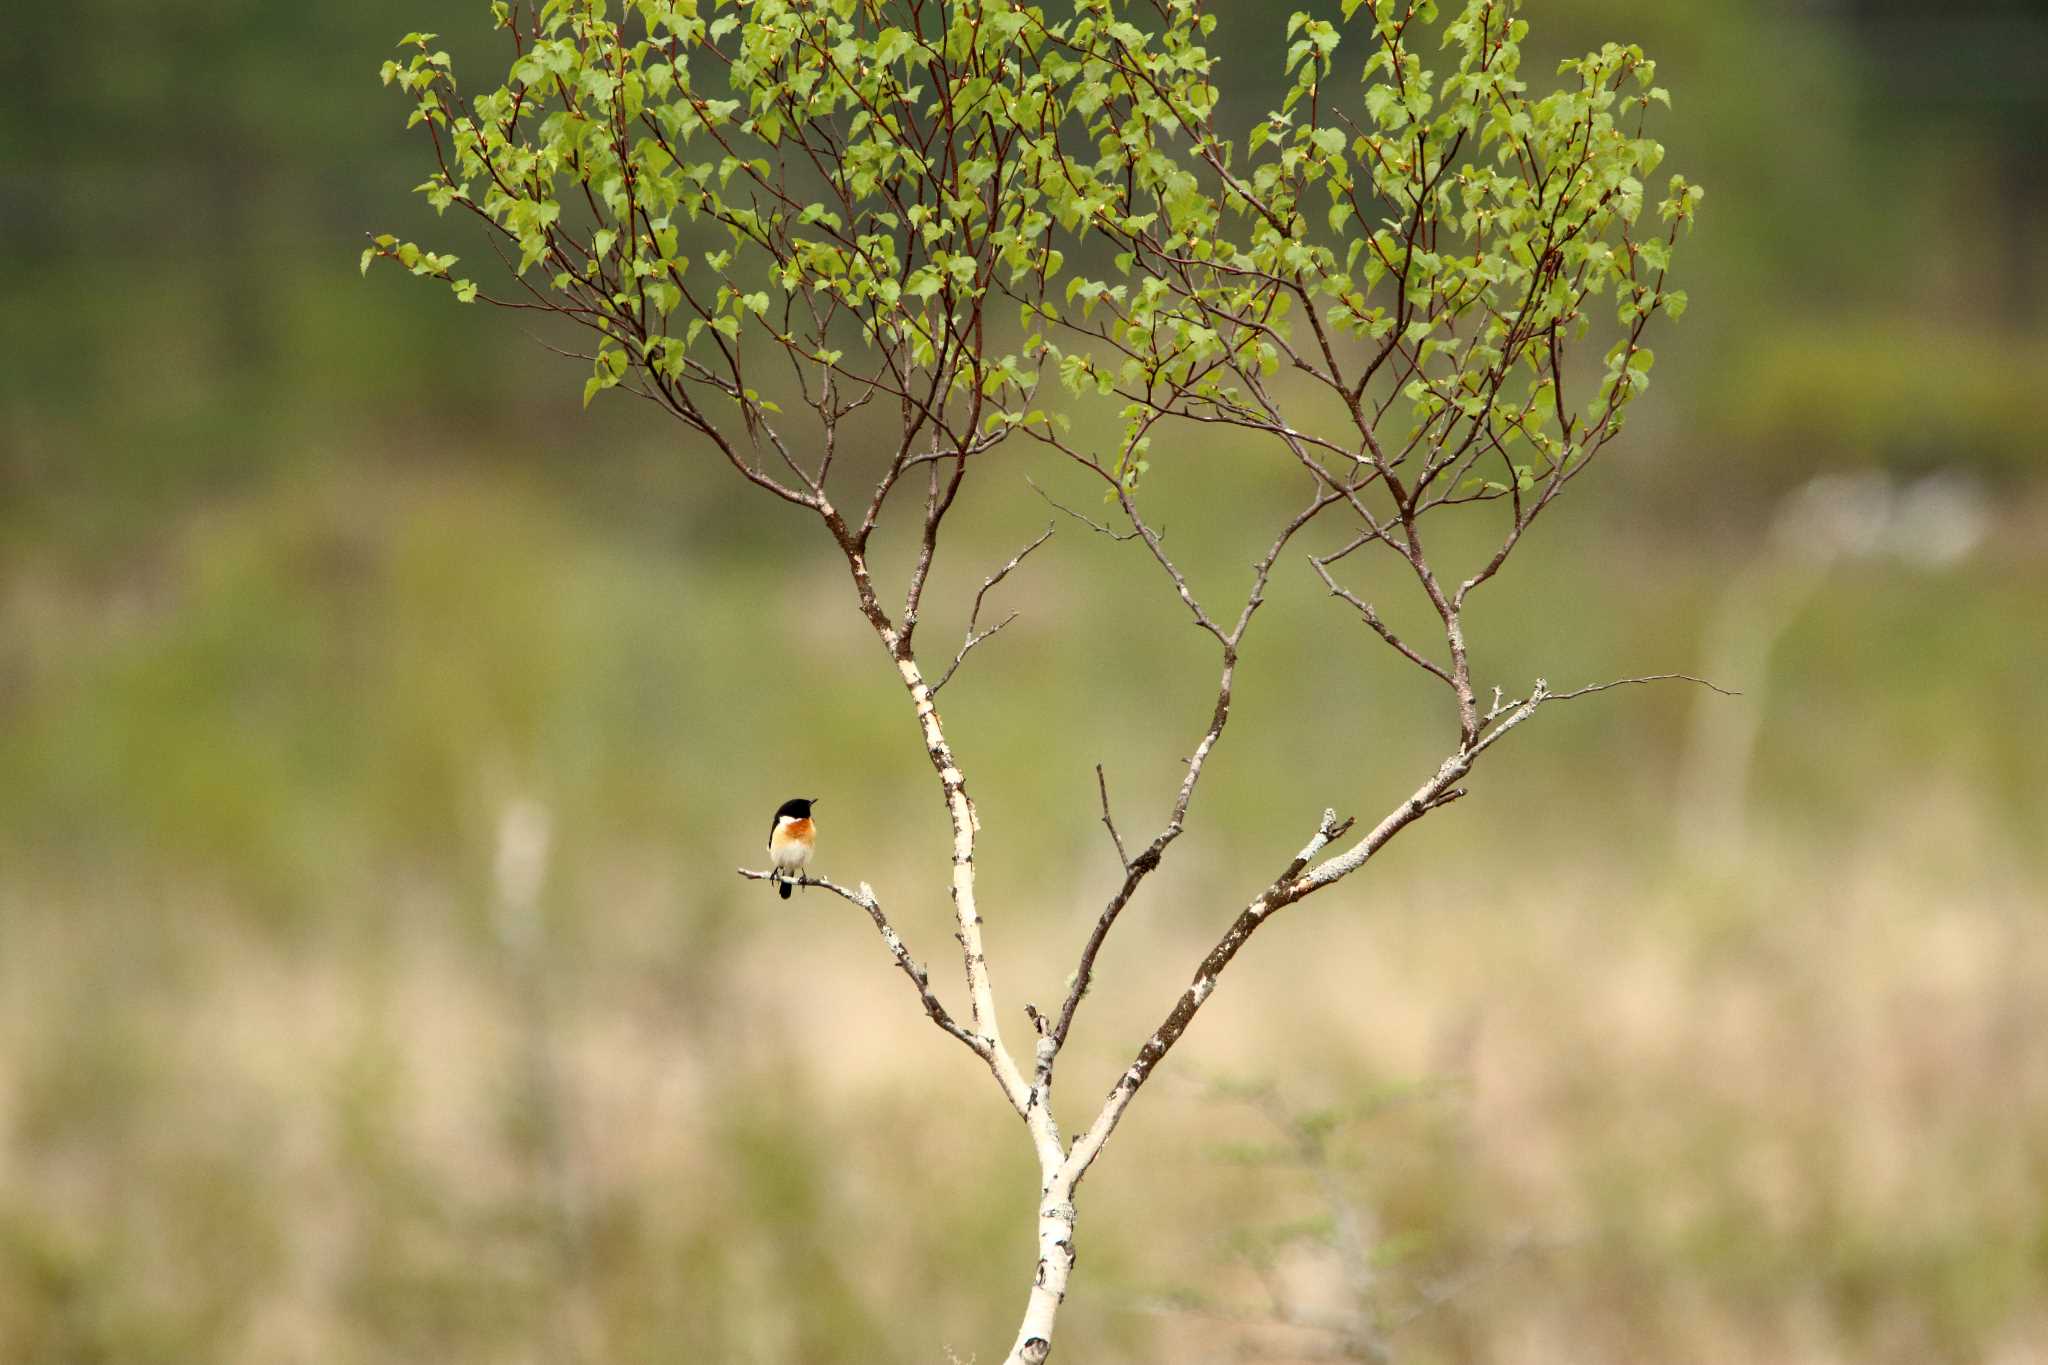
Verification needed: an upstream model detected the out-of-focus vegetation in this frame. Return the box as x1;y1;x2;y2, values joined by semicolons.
2;2;2043;1362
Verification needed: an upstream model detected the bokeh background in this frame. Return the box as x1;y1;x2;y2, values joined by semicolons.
4;2;2045;1361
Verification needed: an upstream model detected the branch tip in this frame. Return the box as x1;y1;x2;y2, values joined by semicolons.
1026;475;1142;541
1547;671;1739;701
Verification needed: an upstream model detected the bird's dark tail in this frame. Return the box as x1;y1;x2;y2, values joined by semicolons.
778;877;793;900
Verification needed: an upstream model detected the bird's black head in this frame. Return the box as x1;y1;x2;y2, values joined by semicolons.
775;797;817;821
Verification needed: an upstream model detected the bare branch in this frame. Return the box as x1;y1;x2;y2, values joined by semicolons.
1059;696;1543;1210
1308;553;1458;690
929;612;1020;695
971;523;1057;627
1051;839;1160;1053
736;868;984;1056
1546;672;1739;702
1025;475;1142;541
1467;672;1734;755
1285;808;1356;880
1051;486;1340;1056
1096;764;1130;872
931;522;1055;695
1060;804;1368;1191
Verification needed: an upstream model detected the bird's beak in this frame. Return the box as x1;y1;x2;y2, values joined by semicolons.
810;798;822;806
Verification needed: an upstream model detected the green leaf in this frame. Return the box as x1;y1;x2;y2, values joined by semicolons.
364;0;1696;508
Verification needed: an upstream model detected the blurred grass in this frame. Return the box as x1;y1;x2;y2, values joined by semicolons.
3;446;2044;1362
4;0;2047;1360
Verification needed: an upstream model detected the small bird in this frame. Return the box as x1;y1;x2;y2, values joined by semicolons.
766;797;818;899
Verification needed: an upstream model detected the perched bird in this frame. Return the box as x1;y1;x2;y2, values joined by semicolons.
766;797;818;899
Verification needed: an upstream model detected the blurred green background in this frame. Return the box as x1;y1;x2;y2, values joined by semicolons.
3;2;2045;1362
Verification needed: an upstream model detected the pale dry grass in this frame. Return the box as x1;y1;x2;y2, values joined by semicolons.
4;796;2040;1364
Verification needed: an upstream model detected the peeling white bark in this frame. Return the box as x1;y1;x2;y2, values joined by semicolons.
888;651;1065;1169
1002;1194;1077;1365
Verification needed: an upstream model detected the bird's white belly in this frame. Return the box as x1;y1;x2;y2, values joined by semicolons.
769;835;812;872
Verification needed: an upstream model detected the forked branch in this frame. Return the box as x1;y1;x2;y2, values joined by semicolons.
931;522;1056;695
1044;477;1343;1057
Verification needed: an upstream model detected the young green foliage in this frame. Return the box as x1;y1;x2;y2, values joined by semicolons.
367;0;1696;523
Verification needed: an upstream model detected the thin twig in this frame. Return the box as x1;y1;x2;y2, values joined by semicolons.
1096;764;1130;871
1546;672;1739;701
931;523;1055;694
1025;475;1142;541
1050;486;1340;1055
930;612;1021;695
971;523;1056;625
1470;672;1735;749
1309;553;1458;689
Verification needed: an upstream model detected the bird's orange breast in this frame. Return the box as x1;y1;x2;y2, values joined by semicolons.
773;817;814;847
